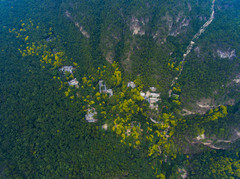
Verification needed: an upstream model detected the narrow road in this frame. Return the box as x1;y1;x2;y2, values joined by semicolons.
169;0;216;97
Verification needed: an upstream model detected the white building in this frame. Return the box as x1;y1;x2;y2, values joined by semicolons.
127;81;136;88
99;80;107;93
145;91;160;98
150;87;157;92
140;88;160;110
149;100;159;110
85;108;98;123
99;80;114;97
68;78;79;86
102;124;108;130
149;93;160;110
106;89;113;97
59;66;74;74
196;134;205;140
149;93;160;98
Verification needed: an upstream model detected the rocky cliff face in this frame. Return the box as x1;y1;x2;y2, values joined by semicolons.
61;0;212;66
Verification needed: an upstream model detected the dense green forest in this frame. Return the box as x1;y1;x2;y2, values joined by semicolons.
1;0;239;178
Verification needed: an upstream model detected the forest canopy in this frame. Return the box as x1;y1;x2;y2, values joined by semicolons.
1;0;239;178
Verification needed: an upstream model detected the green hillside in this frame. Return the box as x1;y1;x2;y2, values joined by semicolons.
1;0;239;178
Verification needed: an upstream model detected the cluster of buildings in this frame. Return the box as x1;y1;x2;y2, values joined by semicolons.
85;108;98;123
127;81;161;110
140;91;160;110
85;80;114;123
59;66;79;88
59;68;161;123
127;82;161;110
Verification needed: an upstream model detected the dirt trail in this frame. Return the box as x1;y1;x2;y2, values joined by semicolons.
169;0;216;97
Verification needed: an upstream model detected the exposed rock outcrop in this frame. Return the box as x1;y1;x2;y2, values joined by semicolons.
65;11;90;38
129;16;146;36
217;49;236;59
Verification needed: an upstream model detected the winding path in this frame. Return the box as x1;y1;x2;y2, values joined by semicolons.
169;0;216;97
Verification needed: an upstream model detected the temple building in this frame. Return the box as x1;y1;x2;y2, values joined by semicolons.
59;66;74;74
140;87;160;110
127;81;136;88
99;80;107;93
99;80;113;97
68;78;79;87
85;108;98;123
106;89;113;97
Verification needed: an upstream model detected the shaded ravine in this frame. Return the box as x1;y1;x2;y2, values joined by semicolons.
169;0;216;97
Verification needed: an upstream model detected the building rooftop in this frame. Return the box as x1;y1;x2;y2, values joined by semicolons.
150;87;157;92
150;93;160;98
85;108;98;123
140;87;160;110
127;81;136;88
59;66;74;74
68;78;79;86
106;89;113;97
102;124;108;130
145;91;160;98
99;80;107;93
99;80;104;86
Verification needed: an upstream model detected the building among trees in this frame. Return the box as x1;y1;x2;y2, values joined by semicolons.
85;108;98;123
68;78;79;87
59;66;75;74
127;81;136;88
